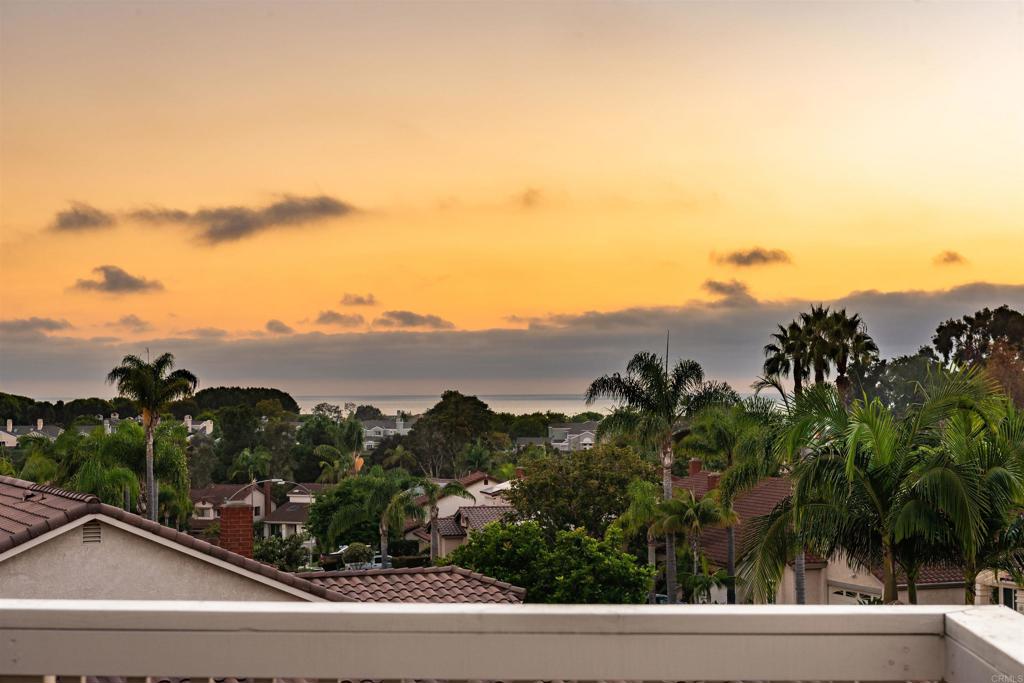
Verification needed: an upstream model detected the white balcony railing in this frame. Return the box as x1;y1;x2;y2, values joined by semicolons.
1;600;1022;683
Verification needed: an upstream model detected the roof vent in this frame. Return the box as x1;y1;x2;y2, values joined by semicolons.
82;520;102;544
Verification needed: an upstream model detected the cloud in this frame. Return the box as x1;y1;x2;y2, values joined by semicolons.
0;317;72;335
373;310;455;330
2;282;1021;398
315;310;365;327
515;187;544;209
180;327;228;338
265;319;294;334
107;314;152;332
50;202;116;232
714;247;791;267
72;265;164;294
934;250;967;266
129;194;356;243
340;293;377;306
702;279;756;306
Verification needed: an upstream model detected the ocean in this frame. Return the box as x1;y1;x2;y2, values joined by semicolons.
293;393;614;417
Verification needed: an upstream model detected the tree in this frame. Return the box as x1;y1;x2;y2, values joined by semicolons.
985;340;1024;407
653;489;729;584
764;321;809;397
932;305;1024;367
107;352;198;521
826;309;878;403
315;445;354;484
307;466;414;550
681;397;779;603
456;439;493;475
445;521;654;604
405;391;495;477
376;490;424;568
228;447;272;483
800;304;834;385
382;445;417;471
585;351;734;603
607;479;662;602
313;403;343;421
507;443;655;539
354;404;385;421
254;533;309;572
418;478;476;561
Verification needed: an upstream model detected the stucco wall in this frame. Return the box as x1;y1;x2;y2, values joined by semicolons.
0;519;303;601
432;480;500;518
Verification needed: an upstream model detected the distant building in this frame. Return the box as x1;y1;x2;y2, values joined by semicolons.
362;415;418;449
263;483;324;539
189;483;274;535
548;421;599;452
0;419;63;447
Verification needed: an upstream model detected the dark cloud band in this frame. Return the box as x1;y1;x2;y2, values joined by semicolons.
72;266;164;294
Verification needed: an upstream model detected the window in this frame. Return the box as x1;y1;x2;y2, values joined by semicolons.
254;506;261;517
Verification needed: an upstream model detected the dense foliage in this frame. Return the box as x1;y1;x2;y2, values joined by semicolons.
192;386;300;414
253;533;310;571
445;521;654;603
507;443;655;538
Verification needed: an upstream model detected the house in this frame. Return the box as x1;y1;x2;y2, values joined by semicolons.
183;414;214;437
414;471;506;518
1;419;64;447
263;483;324;539
189;482;274;533
431;505;516;556
362;415;418;449
0;474;525;603
548;421;599;452
674;458;982;605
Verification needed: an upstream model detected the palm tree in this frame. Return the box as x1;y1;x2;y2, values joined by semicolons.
229;447;272;483
107;352;198;521
682;397;779;603
764;321;809;397
586;350;735;603
457;439;492;475
382;445;417;471
800;304;834;385
418;478;476;561
826;309;879;403
315;445;354;484
67;446;140;507
377;490;424;568
911;398;1024;603
610;479;662;603
653;489;729;602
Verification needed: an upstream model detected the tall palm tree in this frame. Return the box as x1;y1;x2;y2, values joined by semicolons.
764;321;809;397
377;490;424;568
586;351;735;603
800;304;833;385
826;309;879;403
107;352;198;521
682;397;779;603
419;478;476;561
653;489;729;602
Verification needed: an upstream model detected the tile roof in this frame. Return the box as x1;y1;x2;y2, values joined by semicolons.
189;483;259;506
297;565;526;603
265;501;309;524
670;474;792;570
435;505;515;538
0;475;347;602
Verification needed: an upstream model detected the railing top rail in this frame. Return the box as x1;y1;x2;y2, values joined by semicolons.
0;599;961;634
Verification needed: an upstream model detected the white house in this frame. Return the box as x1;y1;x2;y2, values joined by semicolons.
362;415;418;449
263;483;324;539
547;421;598;452
1;419;64;447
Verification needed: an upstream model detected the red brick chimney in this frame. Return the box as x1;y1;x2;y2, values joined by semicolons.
707;473;721;490
219;501;254;558
515;467;525;479
688;458;702;477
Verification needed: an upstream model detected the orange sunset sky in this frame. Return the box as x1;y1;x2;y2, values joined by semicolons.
1;1;1022;398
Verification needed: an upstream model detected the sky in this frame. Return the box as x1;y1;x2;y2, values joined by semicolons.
1;1;1022;400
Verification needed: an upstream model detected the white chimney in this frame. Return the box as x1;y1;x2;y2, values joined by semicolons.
110;412;119;420
396;415;404;431
36;418;43;430
184;415;193;429
5;419;11;433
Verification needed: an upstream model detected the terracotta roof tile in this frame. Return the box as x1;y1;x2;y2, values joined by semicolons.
296;565;526;603
434;505;515;538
